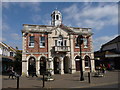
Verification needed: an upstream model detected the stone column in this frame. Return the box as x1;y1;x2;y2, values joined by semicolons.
47;34;54;75
69;35;76;73
90;36;95;72
22;34;28;76
26;58;29;76
82;57;85;72
91;53;95;72
60;57;64;74
22;54;27;76
36;60;40;75
49;58;54;75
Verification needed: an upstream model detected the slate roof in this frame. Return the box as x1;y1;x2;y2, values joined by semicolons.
102;35;120;47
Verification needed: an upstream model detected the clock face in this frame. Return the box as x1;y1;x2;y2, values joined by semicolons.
59;35;63;40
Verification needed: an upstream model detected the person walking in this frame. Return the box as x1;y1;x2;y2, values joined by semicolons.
102;64;106;74
8;66;14;79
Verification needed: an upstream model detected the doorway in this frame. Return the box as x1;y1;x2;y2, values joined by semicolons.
54;57;60;74
75;56;80;71
28;57;36;76
63;56;70;73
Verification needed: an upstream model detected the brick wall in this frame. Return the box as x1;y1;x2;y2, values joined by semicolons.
25;33;48;53
73;35;91;52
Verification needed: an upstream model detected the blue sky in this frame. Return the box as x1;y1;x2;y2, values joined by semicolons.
2;2;118;51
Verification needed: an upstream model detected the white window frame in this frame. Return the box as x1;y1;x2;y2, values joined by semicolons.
40;36;45;48
29;36;34;48
55;39;67;46
85;56;90;68
83;38;88;48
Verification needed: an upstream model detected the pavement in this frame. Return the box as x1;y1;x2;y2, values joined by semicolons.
1;70;120;89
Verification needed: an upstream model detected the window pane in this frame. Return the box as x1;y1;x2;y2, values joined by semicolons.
64;40;66;46
40;37;45;41
40;37;45;47
29;36;34;47
30;36;34;42
84;38;88;48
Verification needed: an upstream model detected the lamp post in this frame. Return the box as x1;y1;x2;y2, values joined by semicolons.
77;35;84;81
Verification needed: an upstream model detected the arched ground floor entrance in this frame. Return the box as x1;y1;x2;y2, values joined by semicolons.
63;56;70;73
40;56;46;75
54;57;60;74
28;57;36;76
84;55;91;71
75;56;80;71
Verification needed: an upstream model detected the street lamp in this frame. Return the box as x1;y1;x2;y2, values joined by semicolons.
77;35;84;81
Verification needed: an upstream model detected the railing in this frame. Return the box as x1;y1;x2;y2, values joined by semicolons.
54;46;70;52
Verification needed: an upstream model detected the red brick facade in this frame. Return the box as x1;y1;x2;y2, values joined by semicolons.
26;33;48;53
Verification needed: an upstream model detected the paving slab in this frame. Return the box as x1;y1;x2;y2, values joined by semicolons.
2;70;119;89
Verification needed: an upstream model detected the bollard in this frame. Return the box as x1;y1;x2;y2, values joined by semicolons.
42;74;45;88
88;72;91;83
17;76;19;89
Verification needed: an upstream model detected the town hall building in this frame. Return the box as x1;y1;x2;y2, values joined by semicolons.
22;10;95;76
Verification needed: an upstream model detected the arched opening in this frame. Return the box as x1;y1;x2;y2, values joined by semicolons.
54;57;60;74
28;57;36;76
84;56;91;71
56;15;59;20
40;56;46;75
75;56;80;71
63;56;70;73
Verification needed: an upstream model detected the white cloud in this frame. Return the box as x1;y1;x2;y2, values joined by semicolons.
32;14;41;23
2;22;10;31
19;2;41;12
10;33;21;40
2;2;41;12
63;3;118;30
93;34;118;51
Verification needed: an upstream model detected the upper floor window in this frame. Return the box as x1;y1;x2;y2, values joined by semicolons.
40;37;45;48
75;38;79;48
10;52;13;57
83;38;88;48
29;36;34;47
55;39;67;46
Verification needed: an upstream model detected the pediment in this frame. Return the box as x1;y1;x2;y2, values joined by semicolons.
50;27;70;37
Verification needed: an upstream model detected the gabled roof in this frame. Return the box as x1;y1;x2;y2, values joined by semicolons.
0;42;16;52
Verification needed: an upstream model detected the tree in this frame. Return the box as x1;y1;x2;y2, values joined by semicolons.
14;47;22;74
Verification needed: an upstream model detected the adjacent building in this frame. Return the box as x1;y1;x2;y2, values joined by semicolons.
0;42;16;72
22;10;95;76
94;35;120;69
